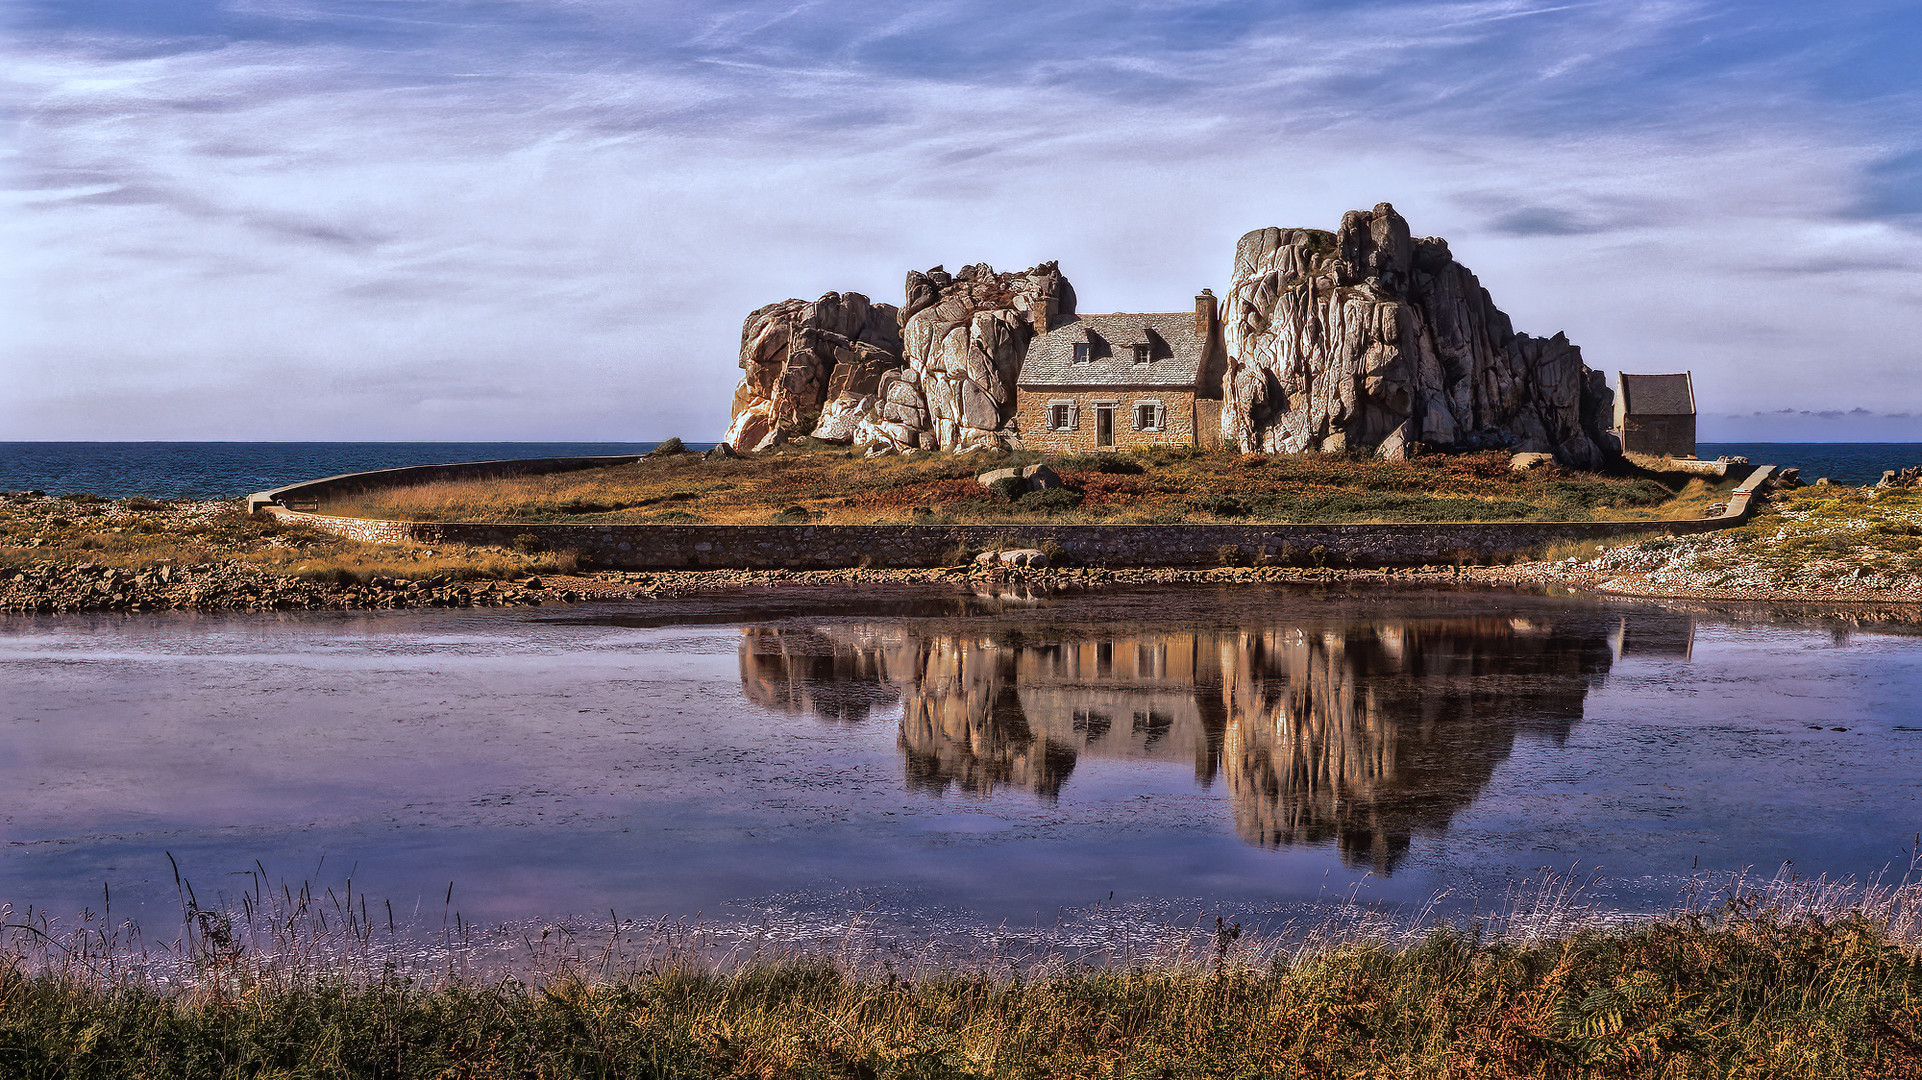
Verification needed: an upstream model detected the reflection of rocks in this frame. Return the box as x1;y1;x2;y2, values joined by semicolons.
1218;618;1614;872
741;610;1684;871
739;627;905;724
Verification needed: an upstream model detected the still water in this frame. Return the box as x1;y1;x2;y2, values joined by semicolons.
3;586;1919;941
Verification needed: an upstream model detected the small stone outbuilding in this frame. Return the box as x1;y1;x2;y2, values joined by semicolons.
1614;372;1696;458
1014;291;1227;452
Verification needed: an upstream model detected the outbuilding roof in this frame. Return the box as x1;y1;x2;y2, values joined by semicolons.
1019;312;1207;388
1619;373;1696;416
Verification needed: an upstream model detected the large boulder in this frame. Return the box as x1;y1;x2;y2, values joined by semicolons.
1221;204;1617;468
855;261;1074;454
723;292;903;452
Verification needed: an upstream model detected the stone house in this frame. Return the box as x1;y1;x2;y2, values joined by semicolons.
1613;372;1696;458
1014;291;1227;452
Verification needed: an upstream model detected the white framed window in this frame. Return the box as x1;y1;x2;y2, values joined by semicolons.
1133;400;1165;431
1131;343;1150;364
1072;342;1090;363
1049;400;1078;431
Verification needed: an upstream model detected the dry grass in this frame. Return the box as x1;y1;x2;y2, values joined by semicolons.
325;444;1695;527
6;869;1922;1078
1566;484;1922;594
0;493;575;584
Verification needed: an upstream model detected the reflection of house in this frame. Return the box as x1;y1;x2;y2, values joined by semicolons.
1610;610;1694;661
1014;292;1227;452
1614;372;1696;458
740;609;1679;872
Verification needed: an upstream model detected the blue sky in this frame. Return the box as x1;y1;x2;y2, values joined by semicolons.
5;1;1920;441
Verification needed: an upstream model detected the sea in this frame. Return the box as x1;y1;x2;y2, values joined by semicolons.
0;442;683;500
0;440;1914;499
1695;443;1922;485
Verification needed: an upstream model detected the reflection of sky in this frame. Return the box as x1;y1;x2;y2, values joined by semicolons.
3;589;1920;938
6;2;1922;439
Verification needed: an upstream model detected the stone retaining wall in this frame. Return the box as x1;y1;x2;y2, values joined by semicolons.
255;460;1776;571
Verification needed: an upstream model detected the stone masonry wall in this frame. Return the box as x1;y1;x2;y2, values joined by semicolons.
265;509;1756;570
1013;389;1200;453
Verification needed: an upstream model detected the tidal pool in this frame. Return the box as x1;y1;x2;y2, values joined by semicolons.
3;585;1919;945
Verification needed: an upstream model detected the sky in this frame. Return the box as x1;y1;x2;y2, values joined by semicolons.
4;0;1921;442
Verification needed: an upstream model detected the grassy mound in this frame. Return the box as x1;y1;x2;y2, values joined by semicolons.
325;445;1715;526
0;492;574;586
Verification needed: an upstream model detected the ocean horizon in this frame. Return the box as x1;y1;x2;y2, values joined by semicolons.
0;439;1914;499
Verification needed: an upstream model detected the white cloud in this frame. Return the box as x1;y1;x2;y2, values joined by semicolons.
3;0;1920;439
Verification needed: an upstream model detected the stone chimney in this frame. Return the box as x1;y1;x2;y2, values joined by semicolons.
1195;289;1217;337
1030;291;1057;334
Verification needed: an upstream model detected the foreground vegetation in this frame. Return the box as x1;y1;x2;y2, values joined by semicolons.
5;907;1920;1078
325;444;1724;526
0;492;577;611
1533;482;1922;600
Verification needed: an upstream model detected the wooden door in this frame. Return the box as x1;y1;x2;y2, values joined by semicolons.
1096;406;1114;447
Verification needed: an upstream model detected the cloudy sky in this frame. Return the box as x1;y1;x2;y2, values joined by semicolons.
5;0;1920;441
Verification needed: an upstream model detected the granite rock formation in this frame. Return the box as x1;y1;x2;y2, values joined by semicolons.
852;262;1073;454
1221;203;1616;467
723;292;903;452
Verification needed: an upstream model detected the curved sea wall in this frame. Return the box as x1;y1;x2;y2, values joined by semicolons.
245;455;644;515
250;458;1775;571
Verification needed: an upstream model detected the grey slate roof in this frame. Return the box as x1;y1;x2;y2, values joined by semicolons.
1619;373;1695;416
1019;312;1207;388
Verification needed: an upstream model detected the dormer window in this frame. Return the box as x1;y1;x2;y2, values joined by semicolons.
1072;342;1090;363
1131;343;1150;364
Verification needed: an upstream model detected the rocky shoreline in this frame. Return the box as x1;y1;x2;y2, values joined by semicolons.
0;559;570;614
8;554;1922;616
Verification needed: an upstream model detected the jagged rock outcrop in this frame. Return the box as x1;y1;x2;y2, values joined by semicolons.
723;292;903;452
852;262;1073;454
1222;203;1617;467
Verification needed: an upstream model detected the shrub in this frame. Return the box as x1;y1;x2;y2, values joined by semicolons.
650;437;686;456
510;532;547;554
773;505;814;523
1059;455;1145;475
1193;495;1250;518
944;543;980;565
122;496;165;511
61;492;107;505
989;476;1028;502
1216;544;1248;567
1015;488;1083;512
1039;540;1071;566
